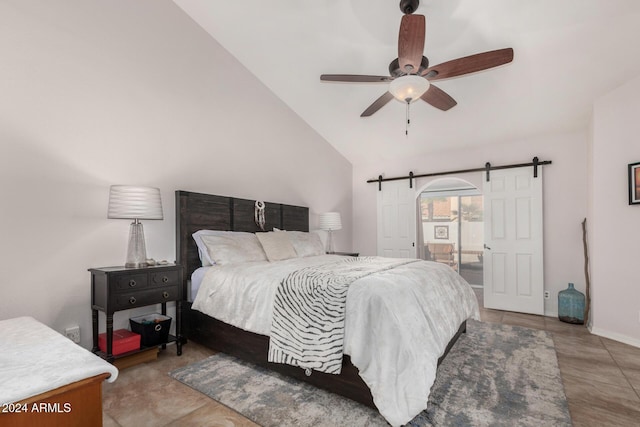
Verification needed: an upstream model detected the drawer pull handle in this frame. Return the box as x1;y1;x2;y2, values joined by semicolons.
154;324;162;332
128;280;136;287
162;291;170;299
162;276;169;283
129;296;137;305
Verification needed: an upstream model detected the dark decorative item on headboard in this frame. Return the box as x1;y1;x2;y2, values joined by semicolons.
629;162;640;205
255;200;266;230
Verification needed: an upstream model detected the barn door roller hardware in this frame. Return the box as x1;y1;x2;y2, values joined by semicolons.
369;157;552;190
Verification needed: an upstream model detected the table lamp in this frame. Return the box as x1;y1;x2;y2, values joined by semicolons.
108;185;163;268
319;212;342;254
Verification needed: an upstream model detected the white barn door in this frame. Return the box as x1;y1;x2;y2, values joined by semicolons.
483;167;544;315
377;181;416;258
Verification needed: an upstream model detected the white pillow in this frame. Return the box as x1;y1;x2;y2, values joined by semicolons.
192;230;222;266
256;232;298;262
193;230;267;266
281;231;325;257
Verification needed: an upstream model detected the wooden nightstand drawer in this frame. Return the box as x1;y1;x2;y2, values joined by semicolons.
114;285;180;310
149;269;180;287
113;273;149;292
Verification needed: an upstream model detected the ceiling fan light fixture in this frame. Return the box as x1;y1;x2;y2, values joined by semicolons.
389;75;430;103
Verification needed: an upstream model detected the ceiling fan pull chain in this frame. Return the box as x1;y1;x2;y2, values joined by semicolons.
406;101;410;136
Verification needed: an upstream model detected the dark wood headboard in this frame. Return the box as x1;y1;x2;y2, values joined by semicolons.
175;190;309;294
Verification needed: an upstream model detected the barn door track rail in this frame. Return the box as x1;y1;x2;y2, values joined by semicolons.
368;157;552;190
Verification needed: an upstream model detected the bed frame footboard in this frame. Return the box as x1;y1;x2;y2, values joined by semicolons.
184;302;466;409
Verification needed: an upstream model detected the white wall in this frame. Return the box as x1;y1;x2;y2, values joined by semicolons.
0;0;352;348
591;74;640;346
353;130;589;317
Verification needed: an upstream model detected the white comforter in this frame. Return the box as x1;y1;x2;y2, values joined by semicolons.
0;316;119;405
192;255;479;426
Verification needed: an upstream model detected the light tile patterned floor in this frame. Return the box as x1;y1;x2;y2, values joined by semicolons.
103;290;640;426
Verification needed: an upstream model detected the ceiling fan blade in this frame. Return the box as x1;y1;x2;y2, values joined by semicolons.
361;92;395;117
398;14;425;74
420;84;457;111
422;48;514;80
321;74;393;83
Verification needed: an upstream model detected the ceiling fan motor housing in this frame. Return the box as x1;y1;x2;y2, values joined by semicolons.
399;0;419;14
389;56;429;77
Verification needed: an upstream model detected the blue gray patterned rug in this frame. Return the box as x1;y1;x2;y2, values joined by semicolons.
170;320;571;426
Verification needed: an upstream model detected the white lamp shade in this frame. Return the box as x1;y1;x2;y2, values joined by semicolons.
319;212;342;231
108;185;163;220
389;75;430;103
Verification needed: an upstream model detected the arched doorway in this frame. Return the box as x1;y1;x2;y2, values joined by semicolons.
417;178;484;287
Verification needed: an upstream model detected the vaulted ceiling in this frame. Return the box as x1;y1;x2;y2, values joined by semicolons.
173;0;640;165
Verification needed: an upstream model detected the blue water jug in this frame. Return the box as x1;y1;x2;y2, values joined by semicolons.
558;283;585;324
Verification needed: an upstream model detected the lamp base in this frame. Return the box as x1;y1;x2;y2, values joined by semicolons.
125;220;148;268
125;261;148;268
326;230;335;254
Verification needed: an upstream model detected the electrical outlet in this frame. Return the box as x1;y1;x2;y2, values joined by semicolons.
65;326;80;344
544;291;550;299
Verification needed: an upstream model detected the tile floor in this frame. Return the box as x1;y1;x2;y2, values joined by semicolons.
103;290;640;427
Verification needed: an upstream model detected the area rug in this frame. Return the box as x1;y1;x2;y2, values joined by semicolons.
170;320;571;426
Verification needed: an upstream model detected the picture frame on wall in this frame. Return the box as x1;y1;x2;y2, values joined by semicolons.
434;225;449;240
629;162;640;205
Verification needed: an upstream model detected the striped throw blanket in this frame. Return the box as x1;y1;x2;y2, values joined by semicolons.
268;256;419;374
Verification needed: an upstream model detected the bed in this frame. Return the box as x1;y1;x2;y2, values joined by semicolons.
0;316;118;427
176;190;479;426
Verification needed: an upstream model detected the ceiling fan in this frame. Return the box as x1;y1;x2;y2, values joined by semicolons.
320;0;514;118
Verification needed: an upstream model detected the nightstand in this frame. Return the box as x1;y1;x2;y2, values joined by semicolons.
89;264;183;363
331;252;360;257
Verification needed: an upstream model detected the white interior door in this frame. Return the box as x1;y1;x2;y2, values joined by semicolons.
483;167;544;315
377;180;416;258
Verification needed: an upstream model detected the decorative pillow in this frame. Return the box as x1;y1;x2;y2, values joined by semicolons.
256;232;298;262
282;231;326;257
198;231;268;265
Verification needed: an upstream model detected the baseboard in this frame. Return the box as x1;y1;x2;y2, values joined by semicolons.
590;326;640;349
